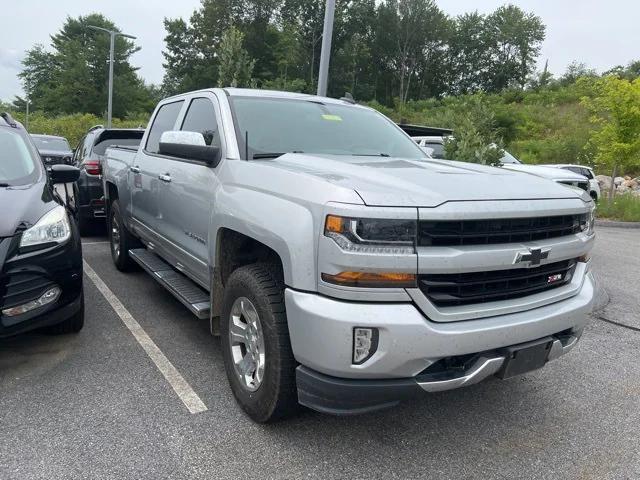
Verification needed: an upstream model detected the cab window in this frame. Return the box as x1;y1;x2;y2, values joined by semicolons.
181;97;221;147
145;101;184;154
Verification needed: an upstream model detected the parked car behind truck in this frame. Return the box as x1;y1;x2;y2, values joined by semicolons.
103;88;596;422
73;125;144;233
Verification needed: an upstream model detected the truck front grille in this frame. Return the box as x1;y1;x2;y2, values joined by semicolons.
418;259;577;307
418;214;586;247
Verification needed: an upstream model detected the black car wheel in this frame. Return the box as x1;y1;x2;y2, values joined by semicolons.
109;200;139;271
46;291;85;335
220;263;298;423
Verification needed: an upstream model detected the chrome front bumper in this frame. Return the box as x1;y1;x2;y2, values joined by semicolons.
286;271;594;379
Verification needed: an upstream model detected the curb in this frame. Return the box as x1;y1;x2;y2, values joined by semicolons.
595;219;640;229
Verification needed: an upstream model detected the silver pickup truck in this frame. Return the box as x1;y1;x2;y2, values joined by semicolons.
103;88;596;422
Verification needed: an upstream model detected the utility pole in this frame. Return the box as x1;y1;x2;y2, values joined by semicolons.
87;25;137;128
25;77;30;131
316;0;336;97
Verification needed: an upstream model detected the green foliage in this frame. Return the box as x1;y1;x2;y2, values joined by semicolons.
581;76;640;176
17;14;156;118
162;0;546;103
9;111;148;147
440;97;505;165
596;194;640;222
217;27;256;88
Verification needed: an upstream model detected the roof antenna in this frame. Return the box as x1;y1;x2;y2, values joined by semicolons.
340;92;356;104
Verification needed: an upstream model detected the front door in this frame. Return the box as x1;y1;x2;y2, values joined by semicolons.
158;96;224;287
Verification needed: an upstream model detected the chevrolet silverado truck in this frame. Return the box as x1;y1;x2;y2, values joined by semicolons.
102;88;596;422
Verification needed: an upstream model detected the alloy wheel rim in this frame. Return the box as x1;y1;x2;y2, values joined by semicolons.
229;297;265;392
111;215;121;259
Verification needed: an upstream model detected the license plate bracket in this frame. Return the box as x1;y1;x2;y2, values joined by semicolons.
496;337;554;379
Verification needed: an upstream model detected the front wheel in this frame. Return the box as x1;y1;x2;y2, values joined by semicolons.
220;264;298;423
46;291;85;335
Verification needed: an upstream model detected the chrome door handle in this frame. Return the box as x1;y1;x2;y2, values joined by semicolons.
158;174;172;183
130;166;140;173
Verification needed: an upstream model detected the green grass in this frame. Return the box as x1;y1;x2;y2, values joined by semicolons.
596;194;640;222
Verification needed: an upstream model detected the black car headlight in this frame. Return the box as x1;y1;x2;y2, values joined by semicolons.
19;205;71;251
324;215;416;254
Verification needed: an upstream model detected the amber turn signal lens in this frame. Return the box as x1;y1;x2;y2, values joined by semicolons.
321;271;416;288
325;215;345;233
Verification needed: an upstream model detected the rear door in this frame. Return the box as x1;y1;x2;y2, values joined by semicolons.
157;94;224;287
131;100;184;244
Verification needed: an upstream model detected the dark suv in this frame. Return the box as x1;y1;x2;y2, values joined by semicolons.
31;134;74;166
73;126;144;233
0;113;84;337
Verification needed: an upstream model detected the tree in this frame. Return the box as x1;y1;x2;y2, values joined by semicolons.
18;14;153;117
443;96;505;165
581;76;640;201
217;27;256;88
484;5;545;91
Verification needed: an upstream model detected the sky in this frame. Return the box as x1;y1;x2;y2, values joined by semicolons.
1;0;639;101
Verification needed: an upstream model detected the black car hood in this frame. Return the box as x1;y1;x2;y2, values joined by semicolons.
0;182;56;237
38;149;73;157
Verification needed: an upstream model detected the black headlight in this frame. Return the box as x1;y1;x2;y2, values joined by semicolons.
324;215;416;254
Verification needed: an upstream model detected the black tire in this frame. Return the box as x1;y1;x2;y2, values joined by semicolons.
109;200;139;271
220;263;298;423
47;291;85;335
78;215;93;237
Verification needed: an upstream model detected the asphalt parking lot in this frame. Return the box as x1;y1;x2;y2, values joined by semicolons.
1;225;638;480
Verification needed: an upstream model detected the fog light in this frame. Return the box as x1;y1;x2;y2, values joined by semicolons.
2;286;61;317
353;327;379;365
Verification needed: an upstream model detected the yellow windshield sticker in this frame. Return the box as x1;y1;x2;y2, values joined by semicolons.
322;114;342;121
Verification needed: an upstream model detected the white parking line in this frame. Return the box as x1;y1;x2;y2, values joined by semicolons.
82;241;110;246
83;260;208;414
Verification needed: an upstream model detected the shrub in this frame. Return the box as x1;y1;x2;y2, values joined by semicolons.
596;193;640;222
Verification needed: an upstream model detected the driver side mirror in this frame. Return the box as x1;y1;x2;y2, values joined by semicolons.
49;164;80;183
158;131;221;166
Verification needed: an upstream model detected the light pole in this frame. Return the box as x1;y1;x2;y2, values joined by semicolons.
25;77;30;131
87;25;136;128
316;0;336;97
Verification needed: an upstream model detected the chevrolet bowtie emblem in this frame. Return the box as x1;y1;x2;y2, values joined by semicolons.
514;247;550;266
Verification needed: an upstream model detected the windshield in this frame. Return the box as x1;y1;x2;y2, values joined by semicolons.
0;129;41;186
500;150;521;164
230;97;427;160
31;135;70;152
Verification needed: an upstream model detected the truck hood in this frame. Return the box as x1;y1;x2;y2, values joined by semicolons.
501;164;587;181
266;154;584;207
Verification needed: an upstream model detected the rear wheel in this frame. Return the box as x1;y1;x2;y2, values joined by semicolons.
220;263;298;423
109;200;139;271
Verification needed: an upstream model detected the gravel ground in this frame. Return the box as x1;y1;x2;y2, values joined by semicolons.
0;226;638;480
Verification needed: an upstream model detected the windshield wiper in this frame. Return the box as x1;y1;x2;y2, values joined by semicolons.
0;183;10;187
252;153;286;160
351;153;391;157
251;151;304;160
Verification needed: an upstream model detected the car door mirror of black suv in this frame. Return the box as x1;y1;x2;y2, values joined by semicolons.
49;164;80;183
158;131;222;167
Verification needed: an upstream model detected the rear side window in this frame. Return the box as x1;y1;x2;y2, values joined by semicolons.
181;97;220;147
145;101;184;154
582;168;594;179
